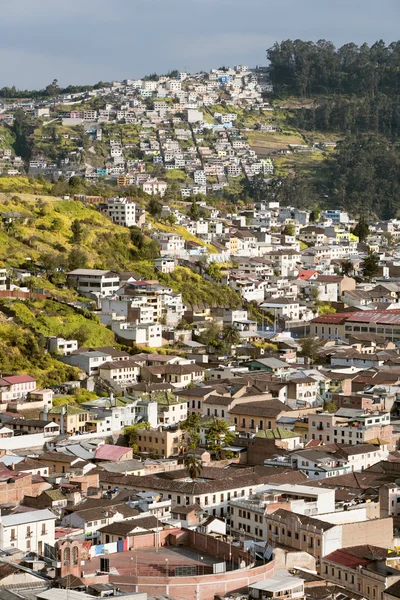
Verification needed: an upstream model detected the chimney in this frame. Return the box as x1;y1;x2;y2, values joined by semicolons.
60;405;66;435
43;405;48;422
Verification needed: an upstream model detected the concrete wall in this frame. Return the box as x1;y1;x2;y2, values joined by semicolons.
273;547;316;572
0;433;56;450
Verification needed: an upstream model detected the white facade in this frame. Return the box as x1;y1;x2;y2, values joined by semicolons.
67;269;120;298
0;509;56;553
112;322;163;347
107;198;143;228
48;337;78;356
0;269;6;290
0;376;37;402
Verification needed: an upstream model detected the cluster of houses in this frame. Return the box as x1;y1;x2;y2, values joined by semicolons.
2;342;400;600
5;67;400;600
0;65;278;189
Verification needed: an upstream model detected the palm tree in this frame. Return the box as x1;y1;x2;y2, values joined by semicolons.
184;453;202;480
222;324;241;346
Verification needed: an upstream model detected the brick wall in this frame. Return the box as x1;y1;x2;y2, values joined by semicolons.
0;473;50;506
108;560;275;600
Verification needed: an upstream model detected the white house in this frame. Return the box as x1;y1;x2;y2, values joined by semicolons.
112;322;163;347
99;360;141;387
47;337;78;356
0;509;56;553
0;375;37;403
106;198;145;228
67;269;120;298
141;179;167;197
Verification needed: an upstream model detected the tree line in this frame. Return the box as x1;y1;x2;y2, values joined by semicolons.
0;80;110;99
267;39;400;97
291;94;400;139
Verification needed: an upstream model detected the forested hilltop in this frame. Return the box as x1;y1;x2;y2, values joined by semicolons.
267;40;400;139
262;40;400;218
267;40;400;97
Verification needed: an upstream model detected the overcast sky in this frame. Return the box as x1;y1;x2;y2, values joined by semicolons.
1;0;399;89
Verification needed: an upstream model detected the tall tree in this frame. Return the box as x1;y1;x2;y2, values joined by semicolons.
206;419;236;459
147;198;162;218
46;78;60;107
299;337;323;364
184;454;202;480
361;251;380;281
71;219;83;244
189;200;199;221
352;216;370;242
222;324;241;346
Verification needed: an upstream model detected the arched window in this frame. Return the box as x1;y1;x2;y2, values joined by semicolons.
63;547;71;566
72;546;79;566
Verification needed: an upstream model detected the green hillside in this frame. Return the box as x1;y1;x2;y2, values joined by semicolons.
0;321;80;387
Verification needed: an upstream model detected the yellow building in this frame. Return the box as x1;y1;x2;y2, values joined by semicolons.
40;405;93;434
136;428;187;458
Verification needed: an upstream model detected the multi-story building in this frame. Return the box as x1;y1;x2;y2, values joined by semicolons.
322;546;400;600
106;198;145;228
141;179;167;196
0;509;56;554
157;399;188;426
135;427;187;458
99;360;141;388
155;233;185;256
99;467;302;518
67;269;120;298
308;410;393;447
112;322;163;347
47;337;78;356
230;483;336;541
41;405;93;435
0;375;37;406
311;310;400;343
264;509;393;569
60;350;113;376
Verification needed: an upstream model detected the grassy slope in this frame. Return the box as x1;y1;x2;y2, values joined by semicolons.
0;125;16;150
0;193;138;269
4;299;114;346
0;320;81;387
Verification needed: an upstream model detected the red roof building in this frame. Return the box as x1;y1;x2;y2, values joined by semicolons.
95;445;133;462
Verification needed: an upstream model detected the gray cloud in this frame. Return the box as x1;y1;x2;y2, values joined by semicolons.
0;0;399;88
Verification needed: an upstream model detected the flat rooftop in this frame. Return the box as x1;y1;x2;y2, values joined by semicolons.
85;545;228;577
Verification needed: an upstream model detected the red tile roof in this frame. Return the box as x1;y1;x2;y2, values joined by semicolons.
0;375;36;386
297;270;318;280
311;313;350;324
95;445;131;462
313;309;400;326
324;549;371;568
